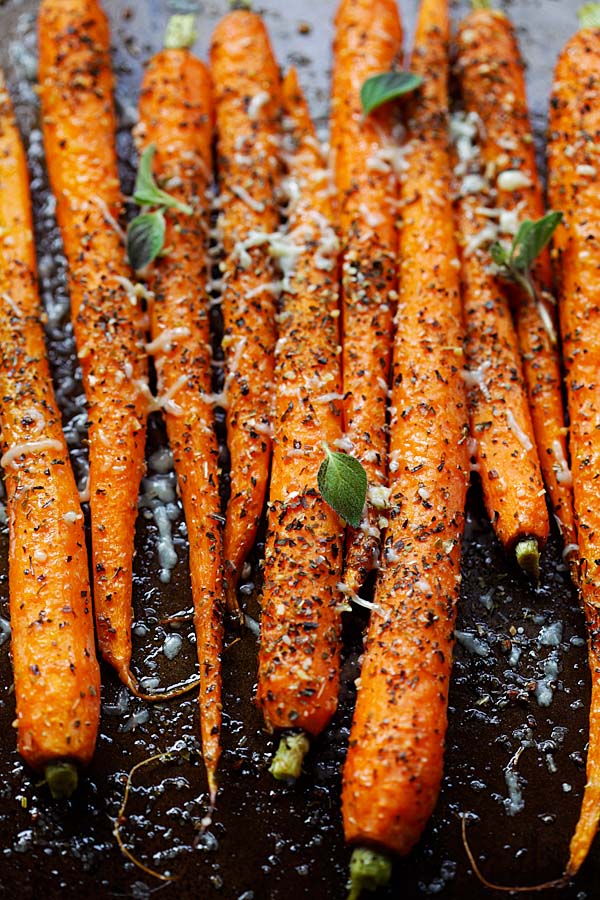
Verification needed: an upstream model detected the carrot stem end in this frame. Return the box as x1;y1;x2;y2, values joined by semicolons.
45;761;79;800
515;538;540;581
579;4;600;29
269;732;310;781
347;847;392;900
164;14;197;50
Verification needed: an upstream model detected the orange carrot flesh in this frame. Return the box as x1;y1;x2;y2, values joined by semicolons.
0;71;101;779
209;11;283;609
456;7;575;559
342;0;469;857
38;0;149;690
547;21;600;876
330;0;402;595
137;49;223;802
256;68;345;739
453;28;549;561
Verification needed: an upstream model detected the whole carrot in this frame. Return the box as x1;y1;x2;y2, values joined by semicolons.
547;3;600;876
0;70;100;799
38;0;150;694
210;11;283;613
330;0;402;597
341;0;470;893
455;0;575;563
453;9;549;577
136;16;224;803
256;68;344;778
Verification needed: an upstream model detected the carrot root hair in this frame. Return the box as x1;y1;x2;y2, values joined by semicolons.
114;750;189;883
123;669;201;703
460;815;568;892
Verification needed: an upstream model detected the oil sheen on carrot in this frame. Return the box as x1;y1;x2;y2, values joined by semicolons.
38;0;149;691
342;0;469;856
0;70;100;775
137;45;224;803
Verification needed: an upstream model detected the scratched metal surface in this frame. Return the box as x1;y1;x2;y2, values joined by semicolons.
0;1;595;898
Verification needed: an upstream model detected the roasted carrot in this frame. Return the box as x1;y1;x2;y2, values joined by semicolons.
0;70;100;799
453;12;549;576
330;0;402;596
38;0;149;693
210;11;283;613
136;19;223;803
256;67;344;776
455;2;576;563
547;5;600;876
341;1;470;892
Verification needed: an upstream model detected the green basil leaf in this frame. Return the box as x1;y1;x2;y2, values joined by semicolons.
317;447;367;528
511;211;563;274
126;211;166;271
360;71;423;116
490;242;510;268
133;145;193;215
579;3;600;29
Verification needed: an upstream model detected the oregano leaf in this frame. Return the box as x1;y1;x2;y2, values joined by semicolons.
510;211;563;273
127;211;166;270
360;71;423;115
490;242;509;268
317;447;367;528
133;145;193;215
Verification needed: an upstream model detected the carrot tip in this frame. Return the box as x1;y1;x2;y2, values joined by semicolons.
45;761;79;800
579;4;600;29
225;582;243;622
515;538;540;581
164;14;197;50
347;848;392;900
269;732;310;781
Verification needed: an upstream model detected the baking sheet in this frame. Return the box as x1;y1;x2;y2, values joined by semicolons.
0;1;596;898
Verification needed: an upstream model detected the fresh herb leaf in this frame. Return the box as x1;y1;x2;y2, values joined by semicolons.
489;242;509;268
360;71;423;116
127;211;166;271
490;211;563;301
164;13;197;49
579;3;600;29
512;212;562;272
317;446;367;528
133;145;193;215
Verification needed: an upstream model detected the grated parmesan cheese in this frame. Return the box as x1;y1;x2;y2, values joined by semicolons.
505;409;533;452
1;438;63;469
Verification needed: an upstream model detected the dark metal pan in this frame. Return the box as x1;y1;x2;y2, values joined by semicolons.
0;1;595;898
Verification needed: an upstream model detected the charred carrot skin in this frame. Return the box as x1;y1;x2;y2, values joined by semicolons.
330;0;402;595
456;8;575;559
547;21;600;876
210;12;283;608
342;0;469;857
0;72;101;778
453;27;549;561
256;68;344;739
38;0;149;690
137;49;223;801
